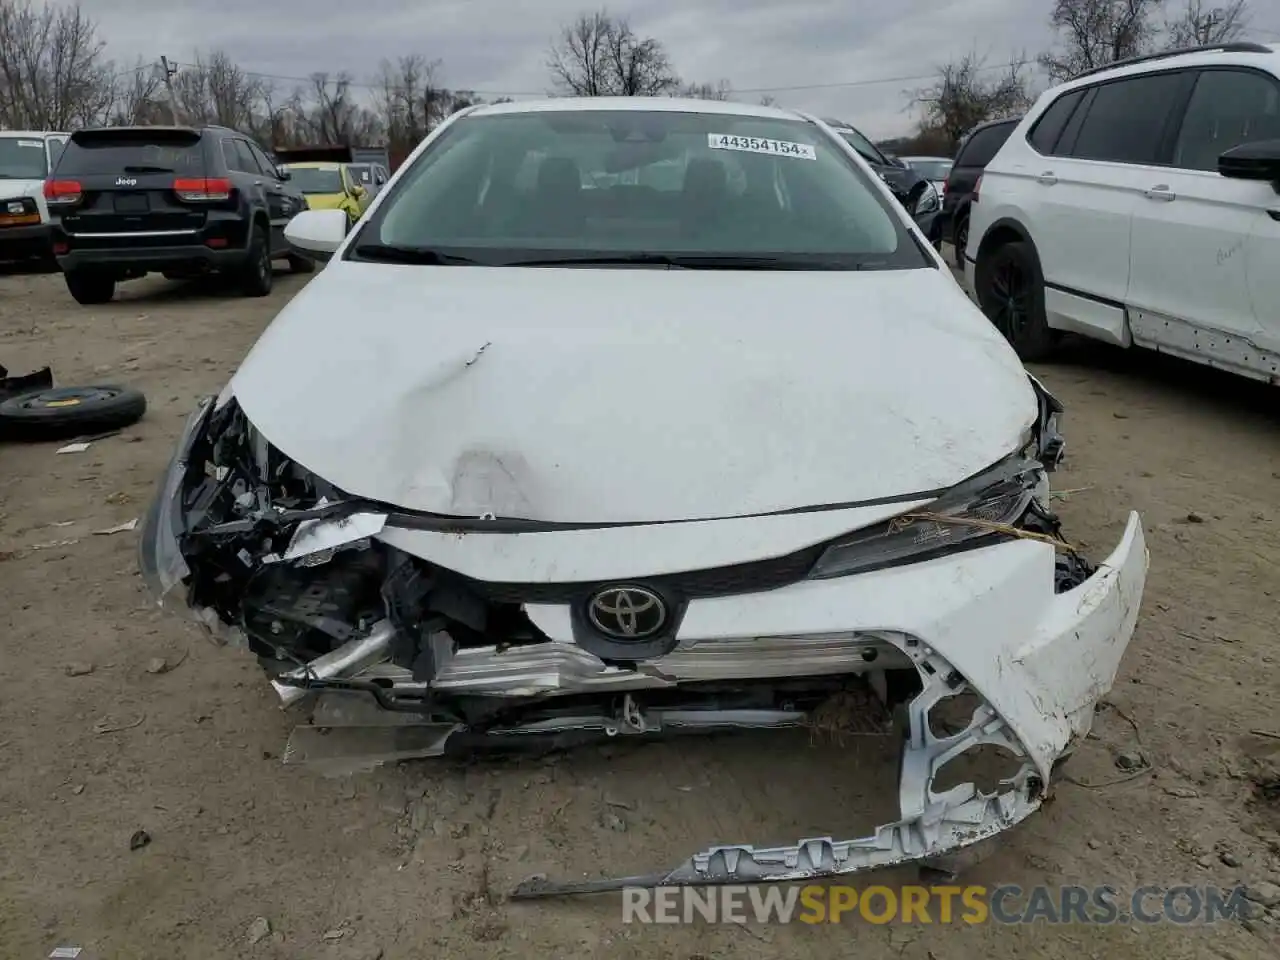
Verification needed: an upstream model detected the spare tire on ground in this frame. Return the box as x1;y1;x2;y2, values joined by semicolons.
0;385;147;441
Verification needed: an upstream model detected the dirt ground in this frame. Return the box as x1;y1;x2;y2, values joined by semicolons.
1;261;1278;960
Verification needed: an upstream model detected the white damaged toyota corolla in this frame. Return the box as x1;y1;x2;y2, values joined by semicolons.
139;98;1148;895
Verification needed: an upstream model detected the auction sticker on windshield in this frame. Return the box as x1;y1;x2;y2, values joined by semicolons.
708;134;816;160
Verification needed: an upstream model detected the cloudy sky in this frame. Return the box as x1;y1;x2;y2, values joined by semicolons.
90;0;1280;138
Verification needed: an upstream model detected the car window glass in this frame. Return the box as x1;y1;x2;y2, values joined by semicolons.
1027;91;1084;155
1069;73;1186;164
0;136;51;179
958;123;1015;167
220;138;241;171
287;166;344;193
57;133;206;175
1172;69;1280;171
233;140;261;174
366;109;925;268
46;136;68;168
246;142;276;177
833;126;886;166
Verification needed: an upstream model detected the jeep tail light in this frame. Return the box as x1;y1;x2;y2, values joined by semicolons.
942;176;951;196
973;173;983;203
43;179;83;205
174;177;233;202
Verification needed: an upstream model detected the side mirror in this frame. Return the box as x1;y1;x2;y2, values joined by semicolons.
284;208;349;258
277;168;292;181
1219;139;1280;185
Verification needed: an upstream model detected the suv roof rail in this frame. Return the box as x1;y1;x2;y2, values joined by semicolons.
1071;41;1272;80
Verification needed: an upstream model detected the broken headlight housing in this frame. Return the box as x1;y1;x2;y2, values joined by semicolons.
808;456;1040;580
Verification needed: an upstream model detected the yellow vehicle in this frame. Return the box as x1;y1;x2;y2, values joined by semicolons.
281;161;369;221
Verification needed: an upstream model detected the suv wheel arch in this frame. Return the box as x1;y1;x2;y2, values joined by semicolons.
975;216;1034;265
253;211;271;253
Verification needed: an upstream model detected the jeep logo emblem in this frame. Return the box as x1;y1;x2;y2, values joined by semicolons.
115;177;137;186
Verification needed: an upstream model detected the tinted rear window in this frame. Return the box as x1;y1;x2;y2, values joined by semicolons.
1027;90;1085;155
1069;72;1187;164
957;122;1016;167
56;131;206;177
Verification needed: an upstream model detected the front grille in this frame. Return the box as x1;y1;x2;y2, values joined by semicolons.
461;540;827;604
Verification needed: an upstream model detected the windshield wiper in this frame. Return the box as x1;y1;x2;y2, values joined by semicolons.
122;165;174;174
351;244;483;265
508;253;862;270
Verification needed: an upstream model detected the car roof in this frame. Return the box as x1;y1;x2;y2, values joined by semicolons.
1055;40;1279;91
71;124;240;138
468;96;808;123
0;130;69;139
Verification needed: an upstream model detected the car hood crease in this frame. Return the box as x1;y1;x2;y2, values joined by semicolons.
230;264;1035;525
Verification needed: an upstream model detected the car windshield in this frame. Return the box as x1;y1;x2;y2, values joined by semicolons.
824;122;886;166
289;167;344;193
907;159;952;180
351;108;925;270
0;136;50;179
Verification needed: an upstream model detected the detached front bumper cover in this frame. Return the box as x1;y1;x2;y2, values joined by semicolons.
140;388;1146;897
514;512;1147;897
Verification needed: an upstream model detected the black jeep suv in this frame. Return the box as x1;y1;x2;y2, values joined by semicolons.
47;125;312;305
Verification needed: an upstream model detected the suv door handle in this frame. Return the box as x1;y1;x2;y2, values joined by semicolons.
1037;171;1058;185
253;180;264;187
1144;185;1176;201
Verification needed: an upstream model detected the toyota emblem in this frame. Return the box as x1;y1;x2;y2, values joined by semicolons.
587;585;668;640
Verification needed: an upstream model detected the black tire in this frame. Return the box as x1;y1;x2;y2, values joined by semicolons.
952;214;969;269
64;270;116;305
238;224;272;297
0;385;147;441
287;252;315;274
975;240;1058;362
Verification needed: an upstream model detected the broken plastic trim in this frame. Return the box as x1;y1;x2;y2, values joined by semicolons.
510;636;1038;898
1028;374;1065;471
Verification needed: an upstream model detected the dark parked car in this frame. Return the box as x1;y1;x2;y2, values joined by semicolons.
346;162;390;197
822;118;941;243
939;116;1020;267
46;125;313;305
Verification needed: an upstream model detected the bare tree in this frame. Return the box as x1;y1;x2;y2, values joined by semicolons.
302;71;379;144
374;55;448;154
547;10;679;96
170;50;264;130
680;79;732;100
913;52;1035;148
1039;0;1167;81
109;58;164;125
0;0;114;128
1164;0;1248;46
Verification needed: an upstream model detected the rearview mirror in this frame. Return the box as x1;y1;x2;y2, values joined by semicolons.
284;208;349;258
1218;139;1280;184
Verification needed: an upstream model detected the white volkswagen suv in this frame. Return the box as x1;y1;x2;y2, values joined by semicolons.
964;41;1280;381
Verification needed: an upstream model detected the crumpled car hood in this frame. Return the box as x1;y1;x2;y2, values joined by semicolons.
230;262;1035;524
